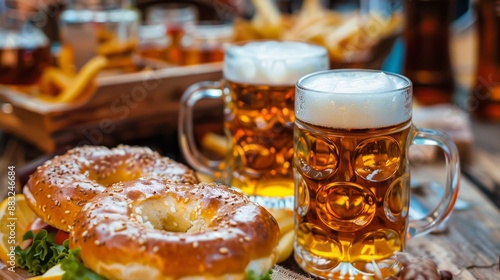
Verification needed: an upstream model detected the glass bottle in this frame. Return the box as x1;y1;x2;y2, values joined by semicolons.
470;0;500;121
0;2;51;85
403;0;456;105
59;0;139;72
137;24;170;62
145;3;198;65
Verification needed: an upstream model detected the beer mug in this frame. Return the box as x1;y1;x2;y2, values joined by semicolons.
180;22;234;66
179;41;329;208
293;69;460;279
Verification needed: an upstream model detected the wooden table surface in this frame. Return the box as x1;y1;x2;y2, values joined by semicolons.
1;136;499;280
407;161;500;280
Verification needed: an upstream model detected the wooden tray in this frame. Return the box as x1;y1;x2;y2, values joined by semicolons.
0;62;223;153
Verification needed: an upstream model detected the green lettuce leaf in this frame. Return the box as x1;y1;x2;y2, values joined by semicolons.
246;269;273;280
60;249;106;280
15;229;70;275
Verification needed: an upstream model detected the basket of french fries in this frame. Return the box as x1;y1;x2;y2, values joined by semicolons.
235;0;403;69
0;54;223;153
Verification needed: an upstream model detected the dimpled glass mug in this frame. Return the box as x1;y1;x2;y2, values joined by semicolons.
293;69;460;279
179;41;329;209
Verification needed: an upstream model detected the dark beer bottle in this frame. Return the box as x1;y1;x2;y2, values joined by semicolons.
403;0;456;105
470;0;500;121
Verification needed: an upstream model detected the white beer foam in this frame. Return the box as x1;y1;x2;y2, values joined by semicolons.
223;41;329;85
0;28;48;49
296;71;412;129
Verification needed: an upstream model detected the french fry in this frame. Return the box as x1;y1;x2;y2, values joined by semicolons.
97;38;138;57
39;67;74;96
201;133;229;158
277;214;294;237
233;18;261;42
58;45;76;76
55;55;108;103
267;208;294;236
324;15;363;61
283;15;340;42
267;208;289;222
277;230;294;263
38;81;96;103
271;208;295;263
296;0;326;23
251;0;284;38
196;172;215;183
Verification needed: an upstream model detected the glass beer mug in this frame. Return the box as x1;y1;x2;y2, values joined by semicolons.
146;3;197;65
59;0;139;71
0;3;51;85
180;22;234;66
293;69;460;279
179;41;328;209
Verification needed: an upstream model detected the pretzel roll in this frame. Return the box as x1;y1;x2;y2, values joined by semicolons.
23;145;198;231
70;178;281;280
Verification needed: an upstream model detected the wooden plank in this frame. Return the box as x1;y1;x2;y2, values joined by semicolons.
462;149;500;208
0;262;31;280
409;163;500;279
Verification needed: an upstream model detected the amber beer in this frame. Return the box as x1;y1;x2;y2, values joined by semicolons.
179;41;328;209
0;29;51;85
222;42;328;208
294;120;411;278
224;80;297;198
293;70;460;279
179;23;232;66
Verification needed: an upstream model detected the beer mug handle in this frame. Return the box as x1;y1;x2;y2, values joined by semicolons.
408;126;460;238
178;81;225;180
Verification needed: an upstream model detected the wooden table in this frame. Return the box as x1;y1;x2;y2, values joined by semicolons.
406;162;500;280
1;140;499;280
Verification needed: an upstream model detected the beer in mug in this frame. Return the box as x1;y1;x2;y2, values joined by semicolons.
179;41;328;208
293;70;460;278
